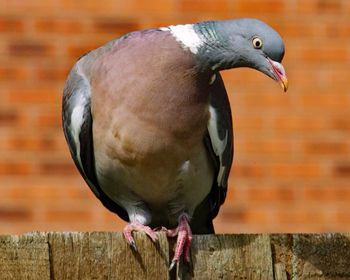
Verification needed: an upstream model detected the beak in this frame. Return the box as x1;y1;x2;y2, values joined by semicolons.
267;58;288;92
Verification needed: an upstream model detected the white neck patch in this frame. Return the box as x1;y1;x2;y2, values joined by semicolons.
162;24;204;54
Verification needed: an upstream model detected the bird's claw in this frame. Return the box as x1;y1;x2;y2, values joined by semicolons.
123;222;158;250
165;214;193;270
123;216;192;271
169;259;177;271
129;239;138;252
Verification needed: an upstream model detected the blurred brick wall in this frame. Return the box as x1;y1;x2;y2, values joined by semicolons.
0;0;349;234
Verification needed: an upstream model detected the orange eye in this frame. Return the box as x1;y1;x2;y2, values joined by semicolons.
252;37;263;49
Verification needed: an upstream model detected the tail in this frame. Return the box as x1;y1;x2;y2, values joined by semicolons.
190;195;215;234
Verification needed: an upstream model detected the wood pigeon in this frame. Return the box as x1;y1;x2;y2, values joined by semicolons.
62;18;288;269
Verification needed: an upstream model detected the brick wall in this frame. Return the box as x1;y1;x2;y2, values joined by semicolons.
0;0;349;234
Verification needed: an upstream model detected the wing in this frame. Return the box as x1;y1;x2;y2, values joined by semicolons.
62;55;129;221
205;73;234;219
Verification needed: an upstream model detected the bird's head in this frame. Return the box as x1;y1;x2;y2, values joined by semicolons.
194;18;288;91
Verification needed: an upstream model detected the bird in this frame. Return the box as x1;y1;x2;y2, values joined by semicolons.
62;18;288;269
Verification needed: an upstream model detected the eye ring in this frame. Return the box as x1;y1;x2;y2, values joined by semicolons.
252;37;263;49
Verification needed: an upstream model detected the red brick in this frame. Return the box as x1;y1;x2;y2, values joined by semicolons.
333;163;350;177
223;68;278;87
345;1;350;13
0;66;28;81
92;18;139;34
243;92;292;108
104;210;126;225
317;0;343;12
45;208;91;223
67;42;102;59
248;186;278;203
0;162;32;175
9;185;61;202
36;112;62;128
64;185;94;200
35;66;69;81
304;141;348;155
236;0;285;13
232;164;265;178
0;110;19;125
267;141;293;155
234;116;264;130
326;66;350;84
297;0;343;13
180;0;230;14
7;135;57;152
245;208;269;224
301;94;349;109
281;20;320;38
0;17;24;33
113;0;175;15
272;115;326;132
0;208;32;221
219;207;246;223
247;186;296;203
39;162;77;176
141;19;194;30
323;19;350;37
35;18;84;34
3;0;59;13
298;44;348;63
291;65;349;87
237;139;292;156
270;163;321;178
8;87;61;105
8;41;55;57
60;0;117;14
331;116;350;132
276;187;296;202
336;209;350;224
303;186;350;202
2;113;22;134
277;207;326;225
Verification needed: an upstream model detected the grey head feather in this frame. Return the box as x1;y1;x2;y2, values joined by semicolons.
217;18;285;62
194;18;286;80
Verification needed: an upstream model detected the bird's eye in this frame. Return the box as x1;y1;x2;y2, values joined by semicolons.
252;37;263;49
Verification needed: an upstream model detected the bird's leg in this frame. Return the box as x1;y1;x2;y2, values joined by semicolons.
123;222;158;251
164;214;193;271
182;218;192;263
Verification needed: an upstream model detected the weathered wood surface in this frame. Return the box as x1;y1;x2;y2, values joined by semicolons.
1;233;350;279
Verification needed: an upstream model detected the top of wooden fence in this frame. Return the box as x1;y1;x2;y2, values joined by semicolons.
1;232;350;279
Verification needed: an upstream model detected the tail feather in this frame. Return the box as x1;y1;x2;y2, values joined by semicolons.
190;195;215;234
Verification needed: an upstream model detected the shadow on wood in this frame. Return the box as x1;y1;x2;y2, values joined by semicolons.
0;232;350;279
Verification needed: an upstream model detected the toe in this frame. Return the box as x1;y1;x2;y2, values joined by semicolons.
184;239;191;263
129;239;138;252
145;228;158;242
169;259;178;271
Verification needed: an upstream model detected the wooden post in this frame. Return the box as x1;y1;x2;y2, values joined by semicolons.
0;232;350;279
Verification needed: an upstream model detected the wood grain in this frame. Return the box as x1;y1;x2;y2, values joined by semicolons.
1;232;350;279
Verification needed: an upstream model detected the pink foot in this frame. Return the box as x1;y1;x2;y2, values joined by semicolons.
123;222;158;251
163;214;192;271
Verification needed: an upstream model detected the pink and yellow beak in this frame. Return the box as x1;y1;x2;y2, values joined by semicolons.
268;58;289;92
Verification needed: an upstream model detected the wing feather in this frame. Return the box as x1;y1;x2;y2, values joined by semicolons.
205;73;234;219
62;57;129;221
